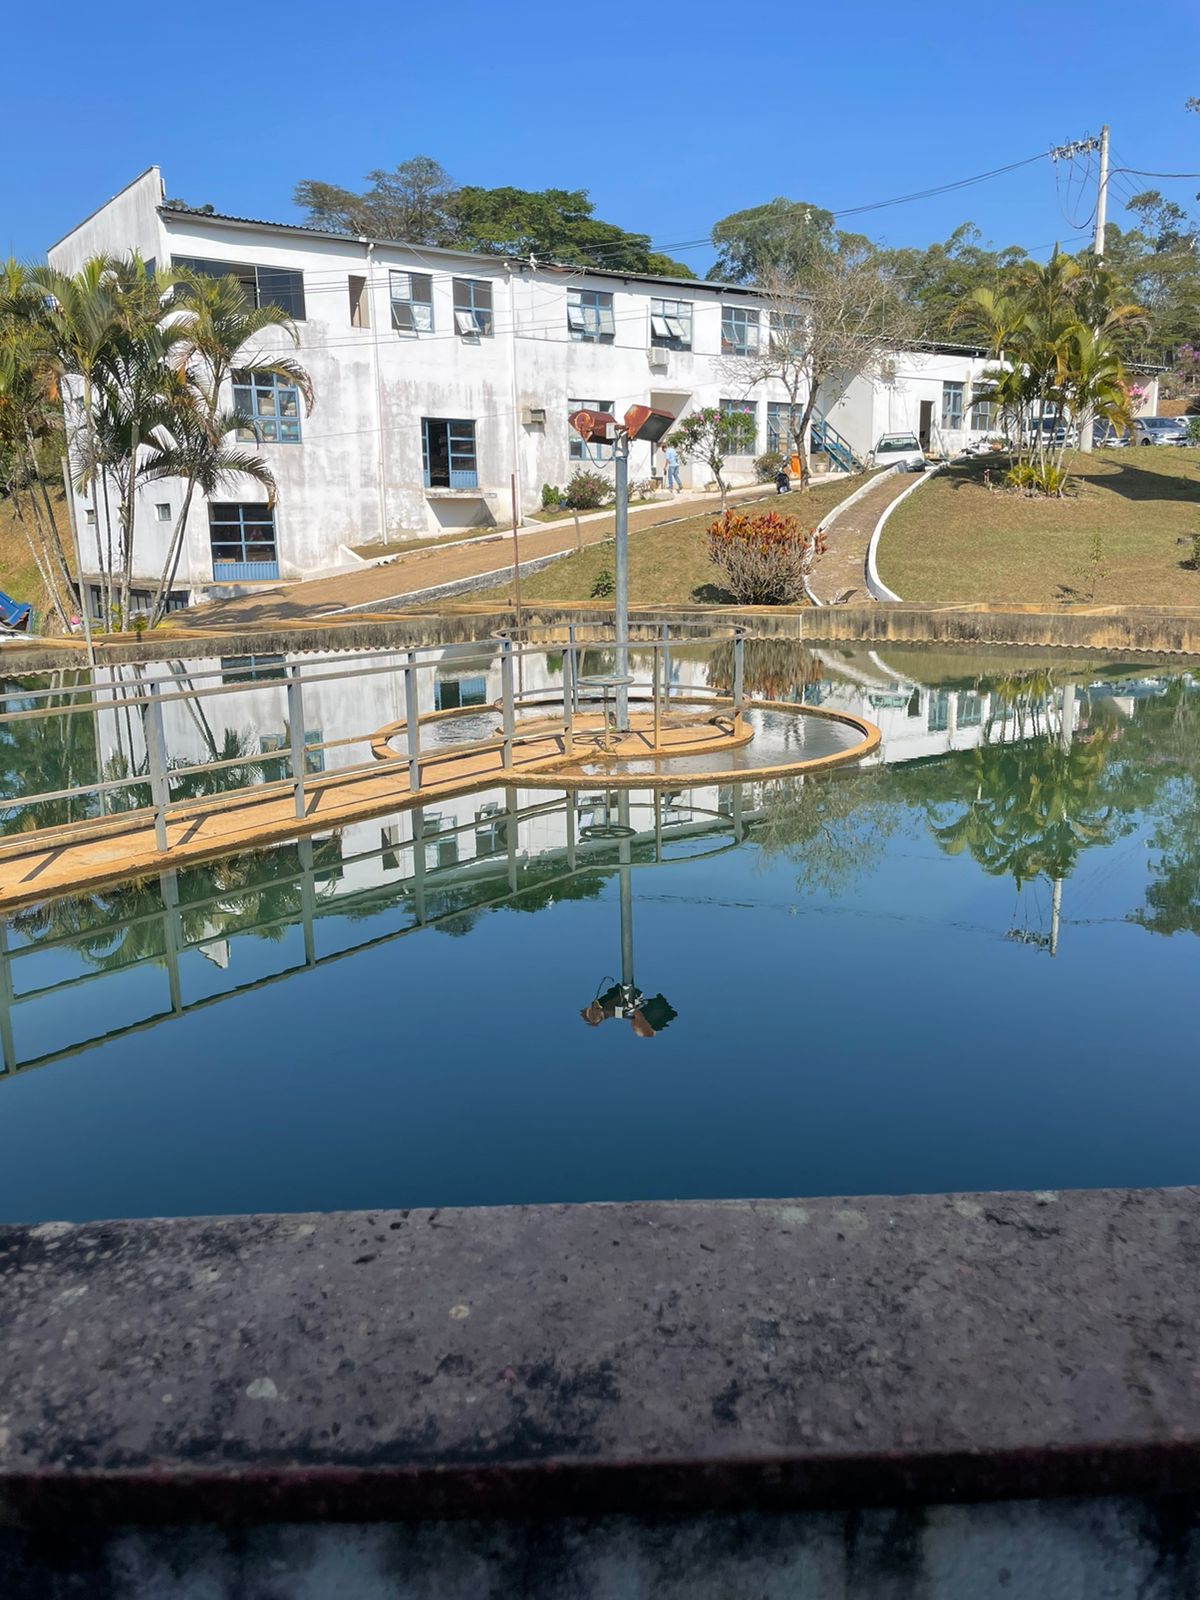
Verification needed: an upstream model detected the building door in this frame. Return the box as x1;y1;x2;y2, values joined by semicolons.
918;400;934;451
422;418;478;489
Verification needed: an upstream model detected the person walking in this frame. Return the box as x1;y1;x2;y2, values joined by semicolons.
663;442;682;495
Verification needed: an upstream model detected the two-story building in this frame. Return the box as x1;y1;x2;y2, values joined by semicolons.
48;167;1024;612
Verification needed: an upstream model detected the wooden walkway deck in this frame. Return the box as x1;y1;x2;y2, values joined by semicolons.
0;713;745;911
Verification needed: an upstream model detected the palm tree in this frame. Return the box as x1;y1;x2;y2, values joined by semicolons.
145;272;312;626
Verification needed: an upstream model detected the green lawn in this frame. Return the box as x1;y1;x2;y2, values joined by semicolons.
879;450;1200;606
479;477;866;605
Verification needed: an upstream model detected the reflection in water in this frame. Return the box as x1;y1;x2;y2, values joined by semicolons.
5;646;1200;1218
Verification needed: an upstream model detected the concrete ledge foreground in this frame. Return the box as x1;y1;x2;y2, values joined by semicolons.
3;1187;1200;1524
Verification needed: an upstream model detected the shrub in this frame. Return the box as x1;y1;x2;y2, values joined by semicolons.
1188;533;1200;570
590;567;615;598
706;509;826;605
1004;460;1068;496
565;470;613;511
754;450;786;483
541;482;563;510
1187;417;1200;446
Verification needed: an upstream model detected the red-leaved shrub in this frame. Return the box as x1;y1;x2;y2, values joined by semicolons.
706;509;826;604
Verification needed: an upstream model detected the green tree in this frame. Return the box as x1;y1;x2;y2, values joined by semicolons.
666;406;756;512
708;199;838;283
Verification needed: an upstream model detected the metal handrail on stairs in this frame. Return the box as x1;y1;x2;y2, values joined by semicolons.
810;414;863;474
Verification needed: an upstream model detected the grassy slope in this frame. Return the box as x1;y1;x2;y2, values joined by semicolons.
478;477;867;605
0;493;54;618
879;450;1200;606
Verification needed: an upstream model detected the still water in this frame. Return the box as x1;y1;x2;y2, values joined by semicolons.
2;643;1199;1221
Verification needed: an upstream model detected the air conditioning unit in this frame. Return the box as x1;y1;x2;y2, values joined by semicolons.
521;405;547;428
648;346;670;372
879;358;898;383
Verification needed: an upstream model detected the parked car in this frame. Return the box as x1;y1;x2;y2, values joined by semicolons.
870;433;925;472
1092;419;1129;447
1132;416;1190;446
1022;417;1077;449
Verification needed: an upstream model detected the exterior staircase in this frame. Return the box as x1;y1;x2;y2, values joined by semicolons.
810;414;864;474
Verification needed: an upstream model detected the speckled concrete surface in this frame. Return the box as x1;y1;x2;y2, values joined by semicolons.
3;1188;1200;1525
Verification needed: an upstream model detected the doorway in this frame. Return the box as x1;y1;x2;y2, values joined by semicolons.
918;400;934;452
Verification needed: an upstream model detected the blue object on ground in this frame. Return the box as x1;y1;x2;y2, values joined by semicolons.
0;590;31;630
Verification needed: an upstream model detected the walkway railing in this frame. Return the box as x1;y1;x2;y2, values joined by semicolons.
0;626;746;860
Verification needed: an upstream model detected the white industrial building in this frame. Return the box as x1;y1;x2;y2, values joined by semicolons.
51;167;1015;611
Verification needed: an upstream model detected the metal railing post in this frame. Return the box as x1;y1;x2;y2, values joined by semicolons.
287;663;307;819
567;624;579;715
563;638;575;744
404;651;421;792
733;629;745;721
661;621;672;714
144;680;170;853
652;644;661;749
500;635;515;769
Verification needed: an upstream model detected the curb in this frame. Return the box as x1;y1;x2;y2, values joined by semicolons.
804;467;898;607
865;464;945;602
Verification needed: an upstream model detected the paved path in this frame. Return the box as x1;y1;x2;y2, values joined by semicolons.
807;469;915;605
174;485;780;630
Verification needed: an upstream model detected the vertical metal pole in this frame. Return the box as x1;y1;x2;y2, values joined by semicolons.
510;472;523;624
160;868;183;1015
287;663;307;819
0;919;16;1075
652;644;661;749
565;791;577;872
617;791;634;998
500;635;515;769
614;434;630;731
506;785;519;894
733;630;745;721
563;637;575;743
567;623;579;714
298;835;316;966
404;651;421;792
411;807;427;926
661;621;672;714
144;679;170;853
654;789;663;862
732;780;745;843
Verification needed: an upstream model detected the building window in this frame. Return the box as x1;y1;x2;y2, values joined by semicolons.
233;371;302;443
220;654;286;684
927;690;951;733
453;278;493;336
381;824;402;873
85;508;97;525
958;692;984;727
771;309;803;349
941;382;965;432
303;729;325;776
721;305;760;356
568;288;616;343
767;402;801;455
390;270;433;333
434;675;488;711
87;585;185;622
568;397;613;462
475;802;508;857
172;256;306;320
155;502;171;522
969;392;997;431
348;274;370;328
258;731;287;781
720;398;757;454
209;503;279;580
422;418;478;490
650;298;692;350
420;813;459;871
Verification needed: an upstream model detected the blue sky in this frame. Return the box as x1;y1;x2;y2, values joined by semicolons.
6;1;1199;268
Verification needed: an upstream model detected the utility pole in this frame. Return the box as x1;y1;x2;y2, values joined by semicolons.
1093;124;1110;260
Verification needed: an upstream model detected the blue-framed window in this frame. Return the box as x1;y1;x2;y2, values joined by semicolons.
721;305;760;356
420;813;459;870
767;401;801;455
941;382;965;432
720;398;757;454
771;309;803;349
209;502;279;580
390;270;433;333
569;397;613;462
422;418;478;490
453;278;493;336
220;654;286;684
969;391;998;431
927;690;951;733
568;288;615;343
434;675;487;710
475;801;508;857
650;298;691;350
172;256;305;320
233;371;302;443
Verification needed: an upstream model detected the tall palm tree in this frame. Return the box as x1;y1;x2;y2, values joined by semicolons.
146;272;312;626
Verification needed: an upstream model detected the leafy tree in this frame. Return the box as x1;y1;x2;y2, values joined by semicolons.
666;406;756;512
293;160;693;276
881;224;1028;340
708;199;838;283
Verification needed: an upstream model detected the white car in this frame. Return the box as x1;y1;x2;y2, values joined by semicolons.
870;433;925;472
1132;417;1190;446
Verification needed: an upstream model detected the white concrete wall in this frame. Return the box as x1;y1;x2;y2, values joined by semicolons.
49;172;813;602
820;349;1002;462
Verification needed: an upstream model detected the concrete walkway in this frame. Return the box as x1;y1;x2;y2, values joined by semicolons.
173;484;781;630
807;470;917;605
